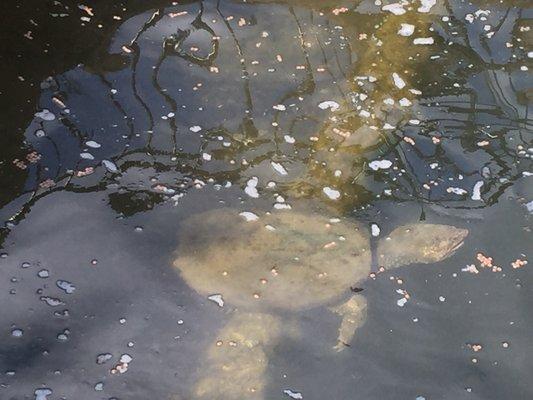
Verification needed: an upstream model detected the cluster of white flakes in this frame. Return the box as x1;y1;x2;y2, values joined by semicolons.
413;37;434;45
284;135;296;144
153;185;175;195
318;100;340;111
446;187;468;195
465;9;490;24
382;3;406;15
322;186;341;200
399;98;412;107
208;294;224;307
80;152;94;160
392;72;406;89
161;112;175;120
273;194;291;210
85;140;101;148
398;23;415;37
35;389;53;400
35;109;55;121
271;161;288;176
397;297;408;307
283;389;303;399
56;280;75;294
369;159;392;171
471;181;484;201
239;211;259;222
245;177;259;198
462;264;480;274
102;159;118;173
111;354;133;374
371;224;380;237
418;0;436;13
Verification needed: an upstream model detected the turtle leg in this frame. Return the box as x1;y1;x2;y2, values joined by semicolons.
193;312;282;400
328;294;367;352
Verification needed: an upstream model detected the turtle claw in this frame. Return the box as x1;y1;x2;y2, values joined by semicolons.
333;341;350;353
329;294;367;352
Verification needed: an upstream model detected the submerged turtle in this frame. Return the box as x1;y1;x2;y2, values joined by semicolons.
173;208;468;400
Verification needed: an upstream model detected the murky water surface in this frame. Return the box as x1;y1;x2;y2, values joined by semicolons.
0;0;531;399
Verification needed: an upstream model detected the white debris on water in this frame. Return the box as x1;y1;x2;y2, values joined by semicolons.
462;264;479;274
239;212;259;222
418;0;436;13
413;37;435;45
80;152;94;160
57;329;70;341
284;135;295;144
202;153;212;161
392;72;406;89
446;187;468;195
96;353;113;364
120;354;133;364
322;187;341;200
35;109;55;121
34;388;53;400
399;98;412;107
273;104;286;111
382;3;406;15
153;185;175;195
40;296;64;306
56;280;76;294
371;224;380;237
85;140;101;148
283;389;303;399
271;161;288;176
471;181;484;201
397;297;408;307
102;160;118;173
208;294;224;307
189;125;202;133
369;159;392;171
37;269;50;278
245;177;260;198
11;328;23;337
318;100;340;111
398;23;415;36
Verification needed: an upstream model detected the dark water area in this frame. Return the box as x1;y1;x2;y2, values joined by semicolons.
0;1;531;399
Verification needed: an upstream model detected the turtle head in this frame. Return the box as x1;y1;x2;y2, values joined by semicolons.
377;224;468;270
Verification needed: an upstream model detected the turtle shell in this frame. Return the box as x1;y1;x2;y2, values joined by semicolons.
174;208;370;310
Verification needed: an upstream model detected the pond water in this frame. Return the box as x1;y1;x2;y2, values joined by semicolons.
0;0;531;399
